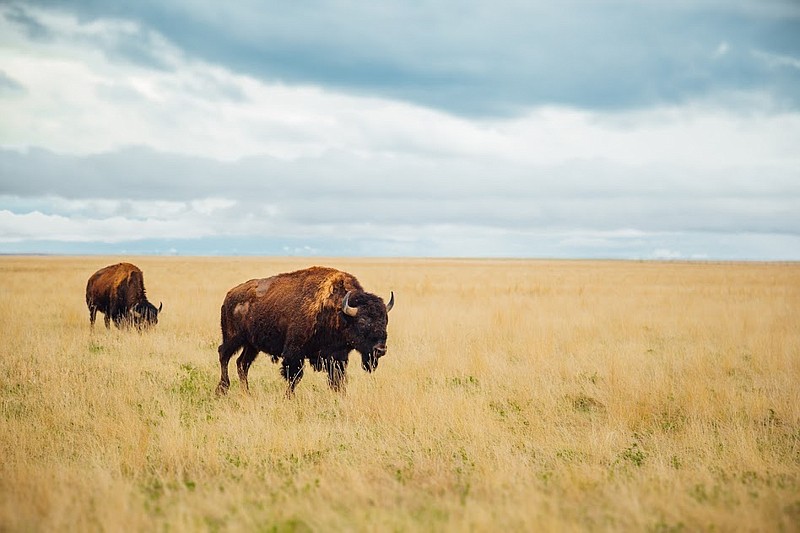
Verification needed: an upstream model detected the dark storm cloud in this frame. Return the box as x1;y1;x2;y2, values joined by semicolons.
11;0;800;116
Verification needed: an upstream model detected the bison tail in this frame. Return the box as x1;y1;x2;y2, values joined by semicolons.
219;304;237;344
85;279;94;306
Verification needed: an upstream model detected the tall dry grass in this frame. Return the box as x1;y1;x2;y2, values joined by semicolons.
0;257;798;531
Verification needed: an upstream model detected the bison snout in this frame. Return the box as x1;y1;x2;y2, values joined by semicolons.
361;344;387;372
373;343;387;358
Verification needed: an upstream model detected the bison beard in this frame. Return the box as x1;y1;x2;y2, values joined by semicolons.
85;262;162;330
216;266;394;396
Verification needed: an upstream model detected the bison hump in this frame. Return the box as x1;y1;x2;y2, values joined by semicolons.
255;278;273;297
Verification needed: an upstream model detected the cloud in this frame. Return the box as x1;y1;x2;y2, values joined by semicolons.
0;70;25;94
2;141;798;250
3;4;51;40
1;2;799;259
753;50;800;71
650;248;683;260
3;205;799;260
714;42;730;58
2;5;799;163
7;1;800;116
0;209;209;243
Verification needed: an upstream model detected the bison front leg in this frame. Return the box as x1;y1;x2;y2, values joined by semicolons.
111;307;129;329
309;351;325;372
326;350;350;392
108;300;122;329
236;344;259;393
280;354;305;397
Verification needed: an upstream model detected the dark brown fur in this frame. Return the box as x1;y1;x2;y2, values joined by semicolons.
216;266;393;396
85;262;161;329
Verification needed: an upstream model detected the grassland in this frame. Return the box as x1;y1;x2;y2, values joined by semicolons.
0;256;798;532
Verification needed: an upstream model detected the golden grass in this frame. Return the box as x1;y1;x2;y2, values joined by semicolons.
1;256;798;532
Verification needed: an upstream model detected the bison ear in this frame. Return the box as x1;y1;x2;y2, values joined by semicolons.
342;290;359;317
158;302;163;313
386;291;394;312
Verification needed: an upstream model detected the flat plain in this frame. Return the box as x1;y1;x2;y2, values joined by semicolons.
1;256;798;532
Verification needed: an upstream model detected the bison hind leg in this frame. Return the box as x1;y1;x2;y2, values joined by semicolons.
236;344;259;393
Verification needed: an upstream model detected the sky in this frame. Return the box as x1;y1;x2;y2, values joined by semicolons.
1;1;799;259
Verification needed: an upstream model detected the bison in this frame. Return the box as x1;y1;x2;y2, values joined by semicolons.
86;262;162;329
216;266;394;396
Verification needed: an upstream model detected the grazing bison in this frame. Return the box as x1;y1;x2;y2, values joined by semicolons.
216;266;394;396
86;262;162;329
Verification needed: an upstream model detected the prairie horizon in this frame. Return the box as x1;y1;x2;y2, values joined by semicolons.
1;256;798;531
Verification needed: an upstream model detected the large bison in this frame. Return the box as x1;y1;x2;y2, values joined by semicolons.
216;266;394;396
86;262;162;329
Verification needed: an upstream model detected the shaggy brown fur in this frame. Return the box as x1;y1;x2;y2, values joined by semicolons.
216;266;393;396
85;262;161;329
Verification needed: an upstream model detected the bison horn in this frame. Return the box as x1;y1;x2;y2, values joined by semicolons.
386;291;394;312
158;302;163;313
342;290;358;317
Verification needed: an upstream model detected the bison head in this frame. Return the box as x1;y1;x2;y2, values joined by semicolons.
342;290;394;372
131;301;162;329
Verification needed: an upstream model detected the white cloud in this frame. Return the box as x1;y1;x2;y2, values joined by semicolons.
0;196;245;242
0;208;220;242
189;198;237;215
2;7;799;171
650;248;683;260
752;50;800;71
